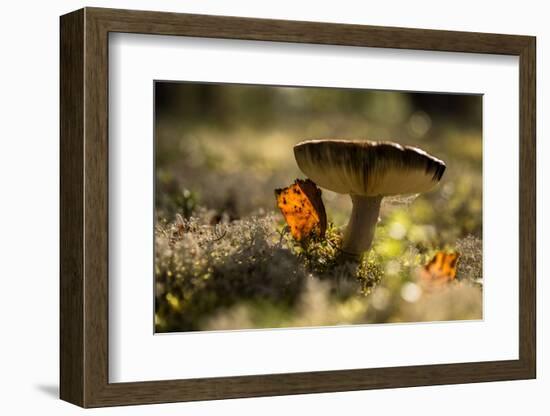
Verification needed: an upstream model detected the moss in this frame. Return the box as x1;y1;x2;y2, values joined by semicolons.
155;208;482;332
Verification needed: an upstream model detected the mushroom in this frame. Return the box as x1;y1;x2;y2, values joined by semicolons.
293;139;446;258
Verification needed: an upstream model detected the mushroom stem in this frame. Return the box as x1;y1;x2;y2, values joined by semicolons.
341;195;382;258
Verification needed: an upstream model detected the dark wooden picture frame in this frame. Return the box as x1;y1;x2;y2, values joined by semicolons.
60;7;536;408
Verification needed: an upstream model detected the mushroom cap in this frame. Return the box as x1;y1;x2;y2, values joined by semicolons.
294;139;446;197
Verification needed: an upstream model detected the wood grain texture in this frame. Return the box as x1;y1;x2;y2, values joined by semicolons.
518;38;536;376
59;7;537;408
89;7;532;54
83;10;110;406
59;8;84;407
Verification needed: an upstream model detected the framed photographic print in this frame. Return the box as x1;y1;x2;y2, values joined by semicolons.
60;7;536;408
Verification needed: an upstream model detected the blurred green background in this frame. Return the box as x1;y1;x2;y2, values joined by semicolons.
155;82;482;333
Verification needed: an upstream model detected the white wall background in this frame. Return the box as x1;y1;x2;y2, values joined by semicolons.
0;1;545;414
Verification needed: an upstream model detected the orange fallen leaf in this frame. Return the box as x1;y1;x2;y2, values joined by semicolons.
419;251;459;285
275;179;327;241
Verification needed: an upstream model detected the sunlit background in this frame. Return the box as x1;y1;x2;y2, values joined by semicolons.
155;82;482;332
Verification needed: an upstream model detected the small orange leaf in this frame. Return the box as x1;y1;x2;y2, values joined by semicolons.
275;179;327;241
419;251;459;285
